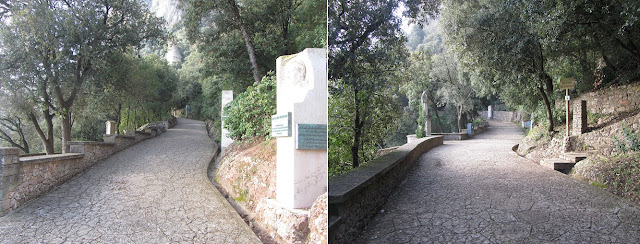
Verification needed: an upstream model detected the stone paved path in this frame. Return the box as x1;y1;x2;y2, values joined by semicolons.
360;120;640;243
0;118;260;243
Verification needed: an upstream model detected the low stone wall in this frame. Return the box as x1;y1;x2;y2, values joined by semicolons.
472;123;488;136
480;110;523;122
0;121;173;216
432;132;468;140
328;136;444;243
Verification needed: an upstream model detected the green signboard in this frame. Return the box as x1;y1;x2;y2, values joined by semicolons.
296;124;327;150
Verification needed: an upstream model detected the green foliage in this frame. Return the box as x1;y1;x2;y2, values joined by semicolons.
594;153;640;204
328;83;356;177
223;73;276;141
180;0;326;88
0;0;164;153
472;117;485;125
328;80;402;176
614;123;640;153
533;101;565;130
329;0;409;169
587;111;604;125
416;105;426;138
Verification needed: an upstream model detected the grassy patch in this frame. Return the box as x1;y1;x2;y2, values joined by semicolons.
593;152;640;204
590;181;608;189
587;111;605;125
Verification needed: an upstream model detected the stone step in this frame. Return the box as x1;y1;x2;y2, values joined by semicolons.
561;153;588;163
540;158;576;171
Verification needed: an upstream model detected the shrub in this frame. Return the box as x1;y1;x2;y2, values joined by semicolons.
472;117;485;125
594;152;640;204
223;72;276;140
613;123;640;153
416;105;426;138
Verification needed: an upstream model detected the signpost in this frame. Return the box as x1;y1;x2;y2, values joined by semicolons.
559;78;575;137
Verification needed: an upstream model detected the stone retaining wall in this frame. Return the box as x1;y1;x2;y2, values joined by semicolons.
328;136;444;243
432;132;469;140
568;82;640;115
0;119;174;216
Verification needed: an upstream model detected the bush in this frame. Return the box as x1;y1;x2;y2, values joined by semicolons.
613;123;640;153
594;153;640;204
472;117;485;125
416;105;426;138
223;72;276;140
533;101;565;129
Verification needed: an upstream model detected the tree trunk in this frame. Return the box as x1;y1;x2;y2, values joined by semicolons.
18;119;30;153
537;85;554;132
457;106;463;133
28;111;55;154
428;96;444;132
60;109;72;153
133;106;137;129
351;98;362;168
226;0;261;83
539;73;555;132
115;103;122;135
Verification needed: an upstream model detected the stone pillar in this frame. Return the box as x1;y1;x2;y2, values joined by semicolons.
573;100;588;135
421;91;431;136
105;121;116;135
0;147;21;216
221;91;234;150
488;105;493;119
275;48;327;209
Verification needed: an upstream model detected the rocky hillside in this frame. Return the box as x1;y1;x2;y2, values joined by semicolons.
216;138;277;212
517;81;640;205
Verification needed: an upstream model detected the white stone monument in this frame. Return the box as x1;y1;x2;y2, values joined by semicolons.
274;48;327;209
221;90;234;149
488;105;493;119
421;91;431;136
105;121;116;135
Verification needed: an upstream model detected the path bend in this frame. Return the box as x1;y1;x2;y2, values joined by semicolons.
360;120;640;243
0;118;260;243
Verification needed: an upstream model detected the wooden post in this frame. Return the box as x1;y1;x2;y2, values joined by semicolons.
566;89;570;137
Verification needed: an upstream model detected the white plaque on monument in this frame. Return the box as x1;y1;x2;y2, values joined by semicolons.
271;112;292;137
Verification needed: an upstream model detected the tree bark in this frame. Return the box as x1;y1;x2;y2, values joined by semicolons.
126;104;130;131
115;103;122;134
457;105;463;133
60;109;72;153
28;111;55;154
537;83;554;132
428;96;444;133
351;96;362;168
0;118;30;153
226;0;261;83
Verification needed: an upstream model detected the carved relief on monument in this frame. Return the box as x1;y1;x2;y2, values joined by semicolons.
279;56;312;104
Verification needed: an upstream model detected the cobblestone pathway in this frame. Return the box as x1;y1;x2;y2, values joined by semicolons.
360;120;640;243
0;118;260;243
